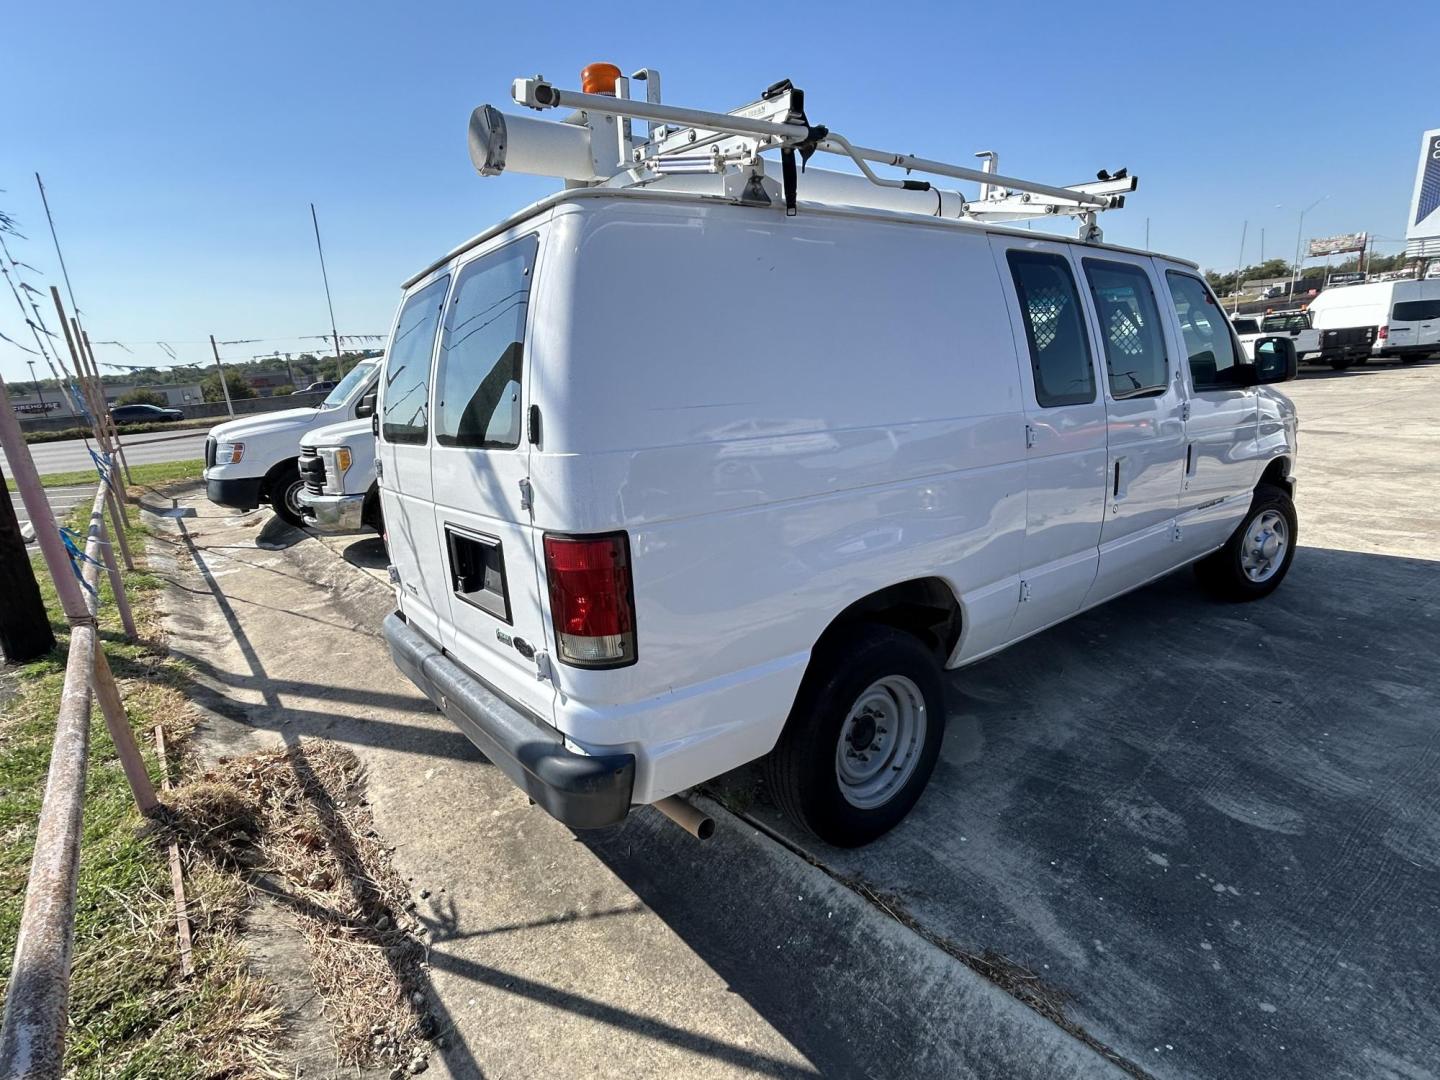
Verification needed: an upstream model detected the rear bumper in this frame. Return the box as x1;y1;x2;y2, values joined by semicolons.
300;490;366;532
204;473;264;510
1377;343;1437;358
383;613;635;829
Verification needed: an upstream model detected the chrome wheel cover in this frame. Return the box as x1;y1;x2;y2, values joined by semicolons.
1241;509;1288;583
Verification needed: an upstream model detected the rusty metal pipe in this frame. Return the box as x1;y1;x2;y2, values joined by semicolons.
0;617;94;1077
653;795;714;840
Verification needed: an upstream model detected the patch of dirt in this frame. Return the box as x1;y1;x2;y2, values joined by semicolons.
159;739;439;1072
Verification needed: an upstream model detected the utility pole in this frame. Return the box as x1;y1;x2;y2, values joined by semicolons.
209;335;235;416
1232;220;1248;315
310;203;343;364
0;464;55;662
26;359;46;413
1144;218;1150;249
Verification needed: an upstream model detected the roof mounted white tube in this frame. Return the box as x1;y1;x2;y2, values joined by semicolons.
469;104;604;182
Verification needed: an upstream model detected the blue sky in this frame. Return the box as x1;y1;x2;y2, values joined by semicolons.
3;0;1437;382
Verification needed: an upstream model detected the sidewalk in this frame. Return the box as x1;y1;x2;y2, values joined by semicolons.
144;487;1129;1080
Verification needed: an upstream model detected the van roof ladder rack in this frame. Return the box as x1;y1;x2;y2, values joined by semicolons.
468;69;1138;241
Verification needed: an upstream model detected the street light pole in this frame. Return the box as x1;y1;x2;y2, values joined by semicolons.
25;360;46;413
1290;195;1329;300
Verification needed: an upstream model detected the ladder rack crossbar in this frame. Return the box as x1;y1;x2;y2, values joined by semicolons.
513;80;1119;212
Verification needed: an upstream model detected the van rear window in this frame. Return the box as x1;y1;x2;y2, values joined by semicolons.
1393;299;1440;321
1005;250;1096;408
381;275;451;444
434;235;539;450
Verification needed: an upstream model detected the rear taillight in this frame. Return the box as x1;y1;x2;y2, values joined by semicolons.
543;532;637;668
1378;325;1388;340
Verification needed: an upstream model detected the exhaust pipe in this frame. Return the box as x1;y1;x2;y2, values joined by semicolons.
653;795;714;840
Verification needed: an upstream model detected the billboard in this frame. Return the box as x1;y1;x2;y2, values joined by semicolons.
1307;232;1368;257
1407;128;1440;258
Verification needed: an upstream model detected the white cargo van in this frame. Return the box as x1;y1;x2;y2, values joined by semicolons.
379;69;1300;846
204;360;380;525
1307;279;1440;363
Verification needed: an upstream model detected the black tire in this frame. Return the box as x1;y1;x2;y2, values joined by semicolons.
1194;483;1297;601
266;460;306;528
763;625;946;847
1328;356;1352;371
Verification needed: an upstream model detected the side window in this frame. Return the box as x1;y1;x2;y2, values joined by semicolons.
380;275;451;444
1082;259;1169;398
1165;271;1243;391
434;235;539;449
1394;299;1440;321
1005;250;1096;407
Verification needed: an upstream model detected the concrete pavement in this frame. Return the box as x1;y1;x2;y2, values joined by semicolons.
145;501;1125;1079
715;359;1440;1080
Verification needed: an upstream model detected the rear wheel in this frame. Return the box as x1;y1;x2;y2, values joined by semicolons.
763;626;945;847
267;461;306;528
1194;483;1297;601
1328;356;1353;371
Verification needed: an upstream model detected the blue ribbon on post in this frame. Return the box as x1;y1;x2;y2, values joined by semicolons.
58;527;102;599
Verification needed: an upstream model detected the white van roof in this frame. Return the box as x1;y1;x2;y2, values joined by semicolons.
403;185;1197;289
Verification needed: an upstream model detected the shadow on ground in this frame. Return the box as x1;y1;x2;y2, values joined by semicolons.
712;545;1440;1080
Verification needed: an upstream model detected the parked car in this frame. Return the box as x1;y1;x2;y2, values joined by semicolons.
375;76;1300;848
1261;285;1286;299
110;402;183;423
297;417;382;536
203;360;380;526
1307;279;1440;365
292;380;338;395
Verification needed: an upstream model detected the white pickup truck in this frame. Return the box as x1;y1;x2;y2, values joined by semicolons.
297;417;382;535
203;360;380;525
1233;311;1322;365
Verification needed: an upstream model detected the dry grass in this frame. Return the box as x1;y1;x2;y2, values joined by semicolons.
3;512;289;1078
161;740;434;1068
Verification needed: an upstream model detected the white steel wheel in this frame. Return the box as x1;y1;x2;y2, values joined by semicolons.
834;675;928;810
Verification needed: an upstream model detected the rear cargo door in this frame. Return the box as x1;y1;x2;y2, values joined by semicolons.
427;231;556;722
377;272;452;645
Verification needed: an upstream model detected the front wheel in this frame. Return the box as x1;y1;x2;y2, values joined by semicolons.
1194;483;1297;601
763;626;946;847
267;461;307;528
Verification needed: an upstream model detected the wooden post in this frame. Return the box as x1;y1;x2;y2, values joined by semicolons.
104;486;133;571
0;465;56;663
153;724;195;978
82;330;133;486
97;517;136;641
0;379;92;625
91;648;158;814
209;335;235;416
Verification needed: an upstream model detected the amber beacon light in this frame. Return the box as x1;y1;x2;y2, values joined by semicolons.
580;62;622;95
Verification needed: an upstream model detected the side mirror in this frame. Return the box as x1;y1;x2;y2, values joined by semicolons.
356;390;378;418
1252;336;1297;384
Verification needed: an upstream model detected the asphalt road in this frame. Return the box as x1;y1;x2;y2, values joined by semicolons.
0;429;210;476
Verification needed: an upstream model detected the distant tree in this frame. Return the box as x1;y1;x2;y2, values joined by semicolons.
201;368;256;403
116;387;168;408
272;384;295;397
